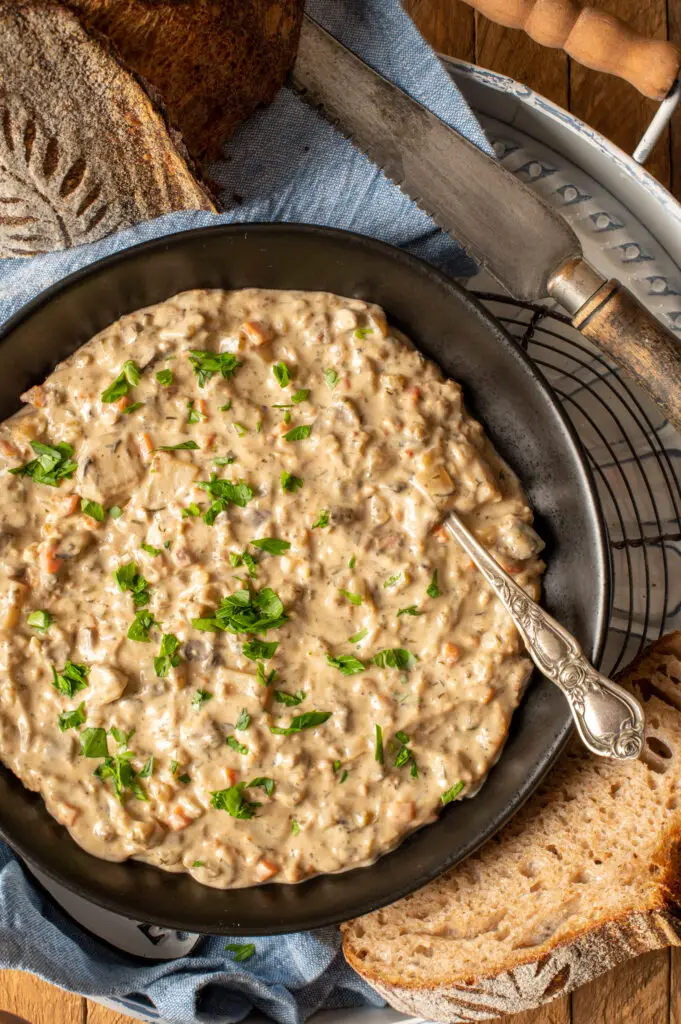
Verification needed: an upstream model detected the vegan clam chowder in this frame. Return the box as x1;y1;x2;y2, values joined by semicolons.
0;289;544;889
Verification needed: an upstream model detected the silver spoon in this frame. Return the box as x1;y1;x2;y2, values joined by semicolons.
417;491;645;760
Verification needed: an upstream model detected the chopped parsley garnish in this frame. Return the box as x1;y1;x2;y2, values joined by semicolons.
114;561;150;608
273;361;291;388
109;506;123;519
311;509;329;529
187;399;201;425
226;735;249;755
121;402;144;416
141;542;163;557
192;585;287;635
348;627;368;644
274;689;305;706
256;662;277;687
333;759;341;773
339;770;349;784
210;782;260;819
284;424;311;442
52;661;89;697
27;609;52;632
101;360;140;403
80;727;108;758
110;726;135;747
127;610;160;643
233;422;248;437
152;440;200;453
270;710;332;735
326;654;365;676
375;724;384;764
220;400;232;412
182;502;202;518
156;369;173;387
230;550;258;578
213;455;236;466
441;781;464;805
58;702;86;732
170;759;179;775
9;440;77;488
383;573;401;589
324;368;339;390
291;389;310;404
397;605;422;617
192;860;205;868
178;773;191;784
250;537;290;555
291;819;300;836
426;570;440;599
235;708;251;730
198;474;254;525
81;498;105;522
191;689;213;709
138;756;154;778
339;589;362;606
242;639;278;661
393;730;418;778
225;943;256;962
372;648;419;670
93;744;148;802
154;633;181;678
188;349;242;388
355;327;374;340
249;776;275;797
348;555;356;569
281;471;303;493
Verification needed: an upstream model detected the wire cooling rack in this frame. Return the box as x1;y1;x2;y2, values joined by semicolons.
474;292;681;676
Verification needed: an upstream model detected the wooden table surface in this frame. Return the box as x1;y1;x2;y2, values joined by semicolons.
2;1;680;1022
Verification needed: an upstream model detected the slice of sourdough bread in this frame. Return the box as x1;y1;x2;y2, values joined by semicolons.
342;633;681;1022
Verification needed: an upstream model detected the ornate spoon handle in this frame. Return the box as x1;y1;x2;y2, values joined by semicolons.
443;511;645;761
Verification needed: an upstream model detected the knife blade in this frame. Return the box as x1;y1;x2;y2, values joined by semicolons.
291;14;579;302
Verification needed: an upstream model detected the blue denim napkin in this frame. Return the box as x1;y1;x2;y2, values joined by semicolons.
0;1;489;1020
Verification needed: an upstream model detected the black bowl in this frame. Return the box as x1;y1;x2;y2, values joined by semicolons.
0;224;608;934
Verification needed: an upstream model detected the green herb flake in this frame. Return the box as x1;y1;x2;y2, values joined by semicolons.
348;627;368;644
243;639;278;661
383;572;401;589
138;756;154;779
256;662;277;688
52;661;89;697
178;773;191;784
213;455;236;466
311;509;329;529
393;731;418;778
80;497;105;522
233;422;248;438
441;781;464;806
333;759;341;773
110;726;135;747
274;689;305;706
192;585;288;636
121;402;144;416
281;471;303;493
426;570;440;599
80;727;108;758
156;369;173;387
141;542;163;557
154;633;181;678
284;424;311;442
291;389;310;404
273;361;291;388
291;819;300;836
27;609;52;632
127;610;160;643
326;653;365;676
371;648;419;670
226;735;249;755
397;605;422;617
235;708;251;730
339;769;349;784
270;710;332;736
188;349;242;388
220;400;232;412
153;440;200;453
284;410;292;424
191;689;213;709
197;475;254;527
101;360;141;403
109;506;123;519
339;589;362;606
324;368;339;390
225;943;256;962
192;860;205;868
187;400;201;425
375;724;384;764
248;776;275;797
250;537;291;555
9;440;77;488
182;502;202;518
93;740;149;803
211;782;260;819
170;759;179;775
57;701;86;732
355;327;374;340
348;555;356;570
114;561;150;608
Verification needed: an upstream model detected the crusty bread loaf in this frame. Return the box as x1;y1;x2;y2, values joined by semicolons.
342;633;681;1022
64;0;305;159
0;1;215;258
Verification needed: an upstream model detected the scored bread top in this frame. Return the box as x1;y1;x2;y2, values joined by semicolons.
342;634;681;1015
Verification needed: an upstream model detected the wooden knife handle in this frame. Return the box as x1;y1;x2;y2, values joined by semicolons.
573;281;681;433
461;0;680;100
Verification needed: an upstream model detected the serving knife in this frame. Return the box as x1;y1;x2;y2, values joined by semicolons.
291;16;681;433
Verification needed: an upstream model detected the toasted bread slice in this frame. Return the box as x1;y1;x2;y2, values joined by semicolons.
65;0;305;159
342;633;681;1022
0;1;215;258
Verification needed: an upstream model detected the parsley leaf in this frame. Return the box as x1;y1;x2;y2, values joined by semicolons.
27;609;52;632
9;440;77;488
375;724;384;764
284;424;311;442
110;726;135;747
170;759;179;775
348;555;356;569
93;744;148;802
355;327;374;340
213;455;236;466
339;589;362;606
426;570;440;599
281;471;303;493
311;509;329;529
383;573;401;589
127;610;160;643
225;943;256;962
274;689;305;706
242;639;278;661
198;474;254;525
192;586;287;635
291;389;309;404
339;770;349;783
101;361;140;403
249;776;275;797
141;542;162;557
182;502;202;518
114;562;150;608
80;727;108;758
270;711;332;735
220;400;232;412
211;782;260;819
152;440;200;453
58;702;86;732
154;633;181;678
187;399;201;424
109;506;123;519
236;708;251;730
191;689;213;709
397;606;422;617
441;781;464;805
138;756;154;779
192;860;205;868
291;819;300;836
371;648;419;670
156;368;173;386
273;362;290;388
188;349;242;388
324;368;339;390
226;735;249;755
178;773;191;784
121;402;144;416
250;538;290;555
80;498;105;522
52;661;89;697
348;627;368;644
326;654;365;676
233;422;248;437
256;662;277;687
393;731;418;778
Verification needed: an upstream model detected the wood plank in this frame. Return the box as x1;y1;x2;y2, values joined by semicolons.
571;948;669;1023
0;970;85;1024
669;946;681;1022
669;0;681;199
404;0;475;61
504;996;571;1023
568;0;671;188
86;1000;144;1024
475;14;568;106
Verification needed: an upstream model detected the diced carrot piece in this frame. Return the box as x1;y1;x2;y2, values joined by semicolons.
222;768;239;789
442;642;461;666
408;386;421;405
0;439;20;458
138;432;154;459
62;494;80;516
116;396;130;412
404;449;414;458
167;806;195;832
205;433;216;450
254;858;279;882
241;320;272;346
197;399;208;418
433;525;448;543
41;542;63;575
23;385;46;408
